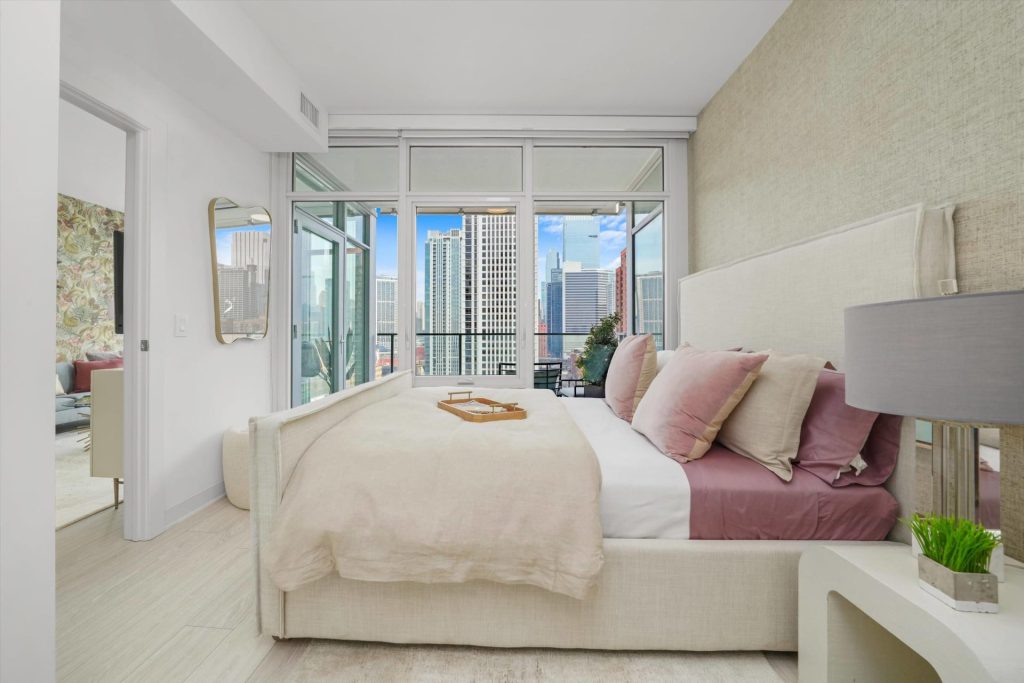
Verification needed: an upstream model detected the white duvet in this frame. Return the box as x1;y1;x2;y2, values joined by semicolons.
263;387;605;599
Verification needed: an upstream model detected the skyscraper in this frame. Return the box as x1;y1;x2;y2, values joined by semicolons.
375;276;397;333
462;214;516;375
614;247;627;332
562;216;600;270
375;276;398;377
423;229;462;375
563;265;614;333
634;272;664;346
230;230;271;284
545;271;563;360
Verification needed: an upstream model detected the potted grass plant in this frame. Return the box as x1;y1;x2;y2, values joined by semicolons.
907;514;1001;613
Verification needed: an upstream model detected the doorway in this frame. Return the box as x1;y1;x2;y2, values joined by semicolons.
55;98;127;527
58;83;154;541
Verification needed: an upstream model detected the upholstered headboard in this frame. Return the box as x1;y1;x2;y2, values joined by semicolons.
678;204;956;542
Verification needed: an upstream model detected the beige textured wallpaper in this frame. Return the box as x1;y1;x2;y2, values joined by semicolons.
690;0;1023;557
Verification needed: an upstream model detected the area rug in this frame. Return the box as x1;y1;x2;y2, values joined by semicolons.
56;431;114;528
274;640;784;683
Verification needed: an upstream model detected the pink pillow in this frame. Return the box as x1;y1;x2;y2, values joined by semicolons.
604;335;657;422
73;358;123;393
795;370;879;485
632;346;768;462
834;413;902;487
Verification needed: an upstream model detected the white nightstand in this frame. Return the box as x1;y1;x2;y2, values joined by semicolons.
799;545;1024;682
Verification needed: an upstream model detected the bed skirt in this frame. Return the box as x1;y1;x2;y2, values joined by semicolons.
275;538;899;651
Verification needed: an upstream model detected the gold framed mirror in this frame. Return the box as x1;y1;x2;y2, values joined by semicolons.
208;198;272;343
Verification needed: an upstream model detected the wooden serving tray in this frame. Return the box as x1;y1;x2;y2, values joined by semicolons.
437;391;527;422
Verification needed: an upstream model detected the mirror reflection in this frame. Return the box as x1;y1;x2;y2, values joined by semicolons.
915;421;1000;532
209;198;272;343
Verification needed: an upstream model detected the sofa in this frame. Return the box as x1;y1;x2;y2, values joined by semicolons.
55;362;91;431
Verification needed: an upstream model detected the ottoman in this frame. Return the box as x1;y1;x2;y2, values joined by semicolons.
222;427;250;510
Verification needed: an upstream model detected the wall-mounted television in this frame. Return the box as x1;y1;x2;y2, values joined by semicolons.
113;230;124;335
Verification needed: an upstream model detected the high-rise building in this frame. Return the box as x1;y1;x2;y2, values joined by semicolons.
562;216;600;270
230;231;271;284
634;272;664;345
462;214;516;375
546;248;562;281
563;265;614;334
376;276;397;333
615;247;627;332
375;276;398;377
546;266;564;360
423;229;462;375
217;265;264;333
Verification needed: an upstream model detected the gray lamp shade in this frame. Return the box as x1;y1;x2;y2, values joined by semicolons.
844;290;1024;425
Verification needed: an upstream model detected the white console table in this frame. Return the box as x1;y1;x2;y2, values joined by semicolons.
799;545;1024;682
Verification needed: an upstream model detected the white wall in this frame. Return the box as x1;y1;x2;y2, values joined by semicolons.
60;29;275;529
58;98;126;211
0;2;60;679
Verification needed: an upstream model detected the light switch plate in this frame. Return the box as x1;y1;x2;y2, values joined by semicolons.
174;314;188;337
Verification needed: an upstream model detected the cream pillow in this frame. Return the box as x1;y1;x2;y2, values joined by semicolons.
717;350;826;481
55;374;65;395
603;335;657;422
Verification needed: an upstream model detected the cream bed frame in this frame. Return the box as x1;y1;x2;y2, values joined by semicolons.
251;203;955;651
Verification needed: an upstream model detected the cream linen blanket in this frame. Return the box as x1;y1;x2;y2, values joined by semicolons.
263;387;604;599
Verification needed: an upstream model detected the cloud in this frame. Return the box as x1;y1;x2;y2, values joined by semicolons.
599;229;627;247
537;216;563;235
600;214;628;232
602;255;622;271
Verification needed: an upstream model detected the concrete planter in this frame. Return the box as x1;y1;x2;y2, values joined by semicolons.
917;554;998;613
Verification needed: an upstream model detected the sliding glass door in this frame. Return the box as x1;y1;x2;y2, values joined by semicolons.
292;203;372;405
293;208;340;404
414;204;522;383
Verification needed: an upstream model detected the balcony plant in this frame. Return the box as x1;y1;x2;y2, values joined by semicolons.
575;312;621;396
906;513;1000;613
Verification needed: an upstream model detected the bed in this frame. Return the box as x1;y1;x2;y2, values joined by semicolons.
251;203;956;651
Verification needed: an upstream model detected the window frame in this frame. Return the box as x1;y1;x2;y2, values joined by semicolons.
278;135;684;400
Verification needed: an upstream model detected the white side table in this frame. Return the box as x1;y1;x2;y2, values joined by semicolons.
799;545;1024;682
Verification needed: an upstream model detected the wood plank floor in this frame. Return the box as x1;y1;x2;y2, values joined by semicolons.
57;498;798;682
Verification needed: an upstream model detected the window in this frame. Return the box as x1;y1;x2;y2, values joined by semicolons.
373;204;399;378
534;201;629;374
416;206;517;376
534;147;663;192
288;139;680;395
409;146;522;193
632;203;664;350
293;147;398;192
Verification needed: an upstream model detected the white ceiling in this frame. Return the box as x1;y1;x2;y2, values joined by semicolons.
241;0;790;117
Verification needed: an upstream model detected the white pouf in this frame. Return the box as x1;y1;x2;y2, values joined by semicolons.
222;427;250;510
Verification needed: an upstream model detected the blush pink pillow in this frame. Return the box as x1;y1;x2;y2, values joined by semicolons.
795;370;879;485
795;370;902;487
631;346;768;462
604;335;657;421
834;413;902;487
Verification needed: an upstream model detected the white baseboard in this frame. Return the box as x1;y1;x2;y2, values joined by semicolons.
163;481;226;529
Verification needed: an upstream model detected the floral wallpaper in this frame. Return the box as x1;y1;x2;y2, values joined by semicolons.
56;194;124;362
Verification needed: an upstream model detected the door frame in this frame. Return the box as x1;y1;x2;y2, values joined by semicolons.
59;82;157;541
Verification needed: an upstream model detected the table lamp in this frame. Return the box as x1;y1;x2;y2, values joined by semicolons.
844;290;1024;525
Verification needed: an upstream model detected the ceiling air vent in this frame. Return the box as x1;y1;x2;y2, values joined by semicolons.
299;93;319;128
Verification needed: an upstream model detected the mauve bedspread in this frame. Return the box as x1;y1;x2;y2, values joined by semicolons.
263;387;604;599
683;445;898;540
